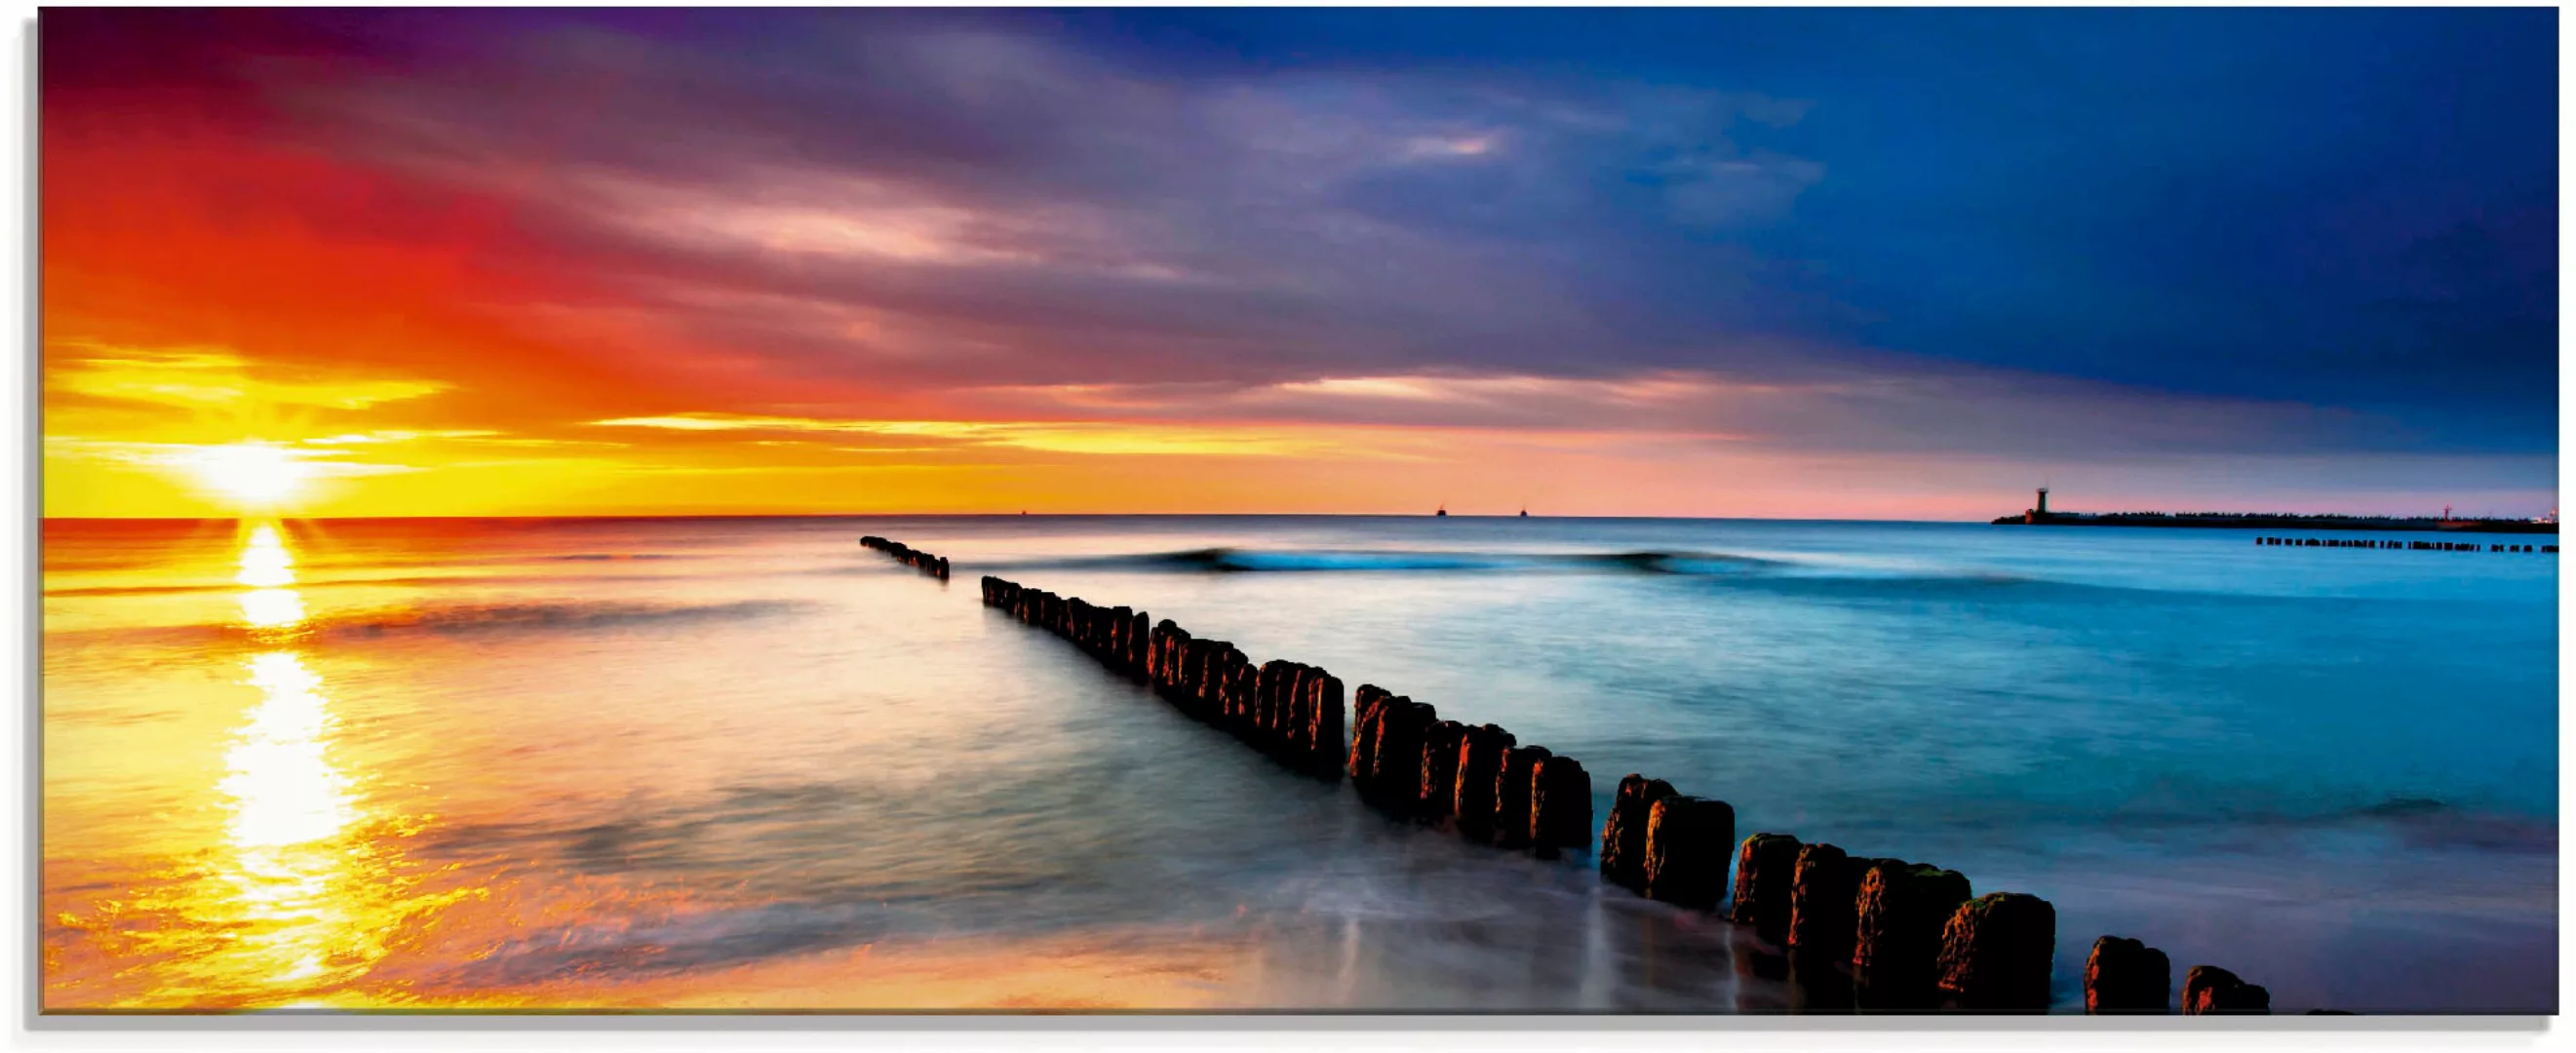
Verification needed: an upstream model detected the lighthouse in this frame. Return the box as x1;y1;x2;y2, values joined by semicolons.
2036;487;2049;515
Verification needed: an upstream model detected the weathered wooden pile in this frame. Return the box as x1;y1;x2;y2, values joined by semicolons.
860;535;950;579
1347;684;1597;858
980;572;1591;849
1614;776;2271;1013
2257;536;2555;553
1596;783;2122;1013
979;574;1344;776
921;544;2278;1014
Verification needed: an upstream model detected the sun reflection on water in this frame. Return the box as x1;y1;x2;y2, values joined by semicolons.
201;524;388;1000
234;524;308;630
61;521;476;1007
208;647;379;991
235;525;294;589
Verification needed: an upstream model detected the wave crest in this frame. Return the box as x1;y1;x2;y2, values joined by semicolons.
324;600;806;638
989;546;1796;575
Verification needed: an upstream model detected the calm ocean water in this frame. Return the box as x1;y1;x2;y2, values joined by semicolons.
39;515;2557;1012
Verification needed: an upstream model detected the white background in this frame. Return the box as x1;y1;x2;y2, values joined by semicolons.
3;1;2567;1049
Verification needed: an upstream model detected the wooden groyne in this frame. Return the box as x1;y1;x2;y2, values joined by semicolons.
979;574;1346;777
879;538;2280;1013
861;535;951;579
2256;536;2555;553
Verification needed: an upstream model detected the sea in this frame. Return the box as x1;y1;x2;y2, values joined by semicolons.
38;515;2558;1012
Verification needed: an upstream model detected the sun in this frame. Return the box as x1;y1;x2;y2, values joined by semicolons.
189;442;316;509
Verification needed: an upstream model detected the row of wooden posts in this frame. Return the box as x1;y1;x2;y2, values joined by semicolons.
2256;536;2556;553
860;534;952;579
978;575;1347;777
1594;779;2269;1014
915;547;2274;1013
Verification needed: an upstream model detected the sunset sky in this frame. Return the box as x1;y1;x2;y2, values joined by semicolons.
43;8;2557;519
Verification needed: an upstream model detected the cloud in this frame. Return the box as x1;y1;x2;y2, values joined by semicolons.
273;17;1847;398
296;429;631;450
49;344;451;410
44;437;425;478
572;357;2423;462
301;430;500;445
586;413;1363;458
949;364;2417;456
1400;133;1502;160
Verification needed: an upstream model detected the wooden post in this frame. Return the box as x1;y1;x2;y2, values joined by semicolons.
2181;965;2270;1015
1730;833;1805;943
1641;796;1735;909
1599;774;1677;891
1366;697;1437;812
1935;892;2056;1011
1306;671;1345;779
1349;685;1389;784
2085;935;2170;1014
1787;843;1870;974
1852;860;1971;1009
1419;721;1466;819
1493;744;1552;848
1530;756;1592;858
1452;724;1516;838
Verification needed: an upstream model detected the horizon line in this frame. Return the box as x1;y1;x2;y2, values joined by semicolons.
37;507;2545;524
38;511;1990;524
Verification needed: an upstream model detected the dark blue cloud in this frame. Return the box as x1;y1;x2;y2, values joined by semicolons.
1053;8;2558;450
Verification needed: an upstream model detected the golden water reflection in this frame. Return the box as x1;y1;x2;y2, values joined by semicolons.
235;524;306;630
235;524;294;589
150;521;437;1005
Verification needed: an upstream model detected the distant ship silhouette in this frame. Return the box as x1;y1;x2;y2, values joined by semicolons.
1434;504;1448;518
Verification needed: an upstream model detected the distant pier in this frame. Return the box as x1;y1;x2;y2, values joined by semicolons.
2002;513;2556;535
2254;536;2554;554
1993;488;2556;534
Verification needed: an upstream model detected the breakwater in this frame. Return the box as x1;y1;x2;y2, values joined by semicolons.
978;574;1347;779
861;535;951;579
2256;536;2554;553
1997;512;2556;534
917;538;2277;1013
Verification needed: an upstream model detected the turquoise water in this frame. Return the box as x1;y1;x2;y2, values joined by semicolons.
42;515;2556;1011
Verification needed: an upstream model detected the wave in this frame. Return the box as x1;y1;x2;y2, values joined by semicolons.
1160;548;1538;572
439;899;899;986
46;569;700;599
323;600;806;639
986;547;1799;575
982;545;2063;588
1587;551;1789;575
46;599;808;650
43;582;234;599
967;545;2322;610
